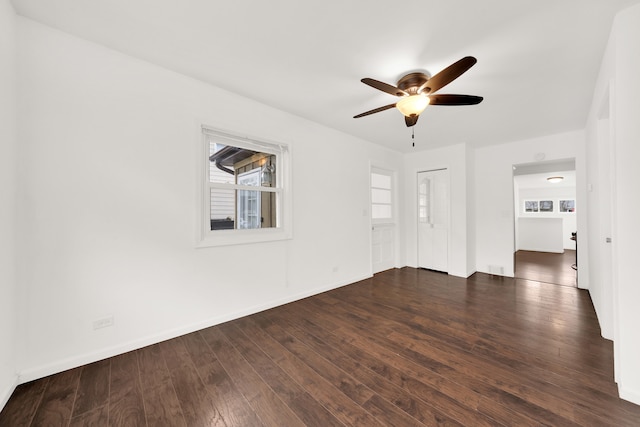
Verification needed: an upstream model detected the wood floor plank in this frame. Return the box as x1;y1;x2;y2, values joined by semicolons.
109;351;146;427
256;313;376;407
306;284;582;426
143;382;187;427
0;378;48;427
268;307;494;427
159;337;226;426
3;267;640;426
279;307;504;427
136;343;171;391
328;274;611;408
260;313;434;427
234;316;384;427
137;343;187;427
391;327;596;426
68;404;108;427
297;300;540;427
183;331;264;427
515;250;577;287
71;359;111;418
31;368;81;426
219;322;343;427
200;325;306;427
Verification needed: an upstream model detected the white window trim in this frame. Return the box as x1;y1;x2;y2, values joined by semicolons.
197;126;292;247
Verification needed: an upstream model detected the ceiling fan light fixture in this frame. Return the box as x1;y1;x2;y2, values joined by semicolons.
547;176;564;183
396;93;430;117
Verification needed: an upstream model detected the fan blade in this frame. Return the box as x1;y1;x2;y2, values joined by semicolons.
419;56;477;94
353;103;397;118
361;78;408;97
428;94;483;106
405;115;419;127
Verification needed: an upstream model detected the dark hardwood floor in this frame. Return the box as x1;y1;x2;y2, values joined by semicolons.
515;249;578;287
2;267;639;426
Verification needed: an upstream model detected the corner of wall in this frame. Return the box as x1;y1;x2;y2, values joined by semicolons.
619;385;640;406
0;374;19;413
0;0;19;413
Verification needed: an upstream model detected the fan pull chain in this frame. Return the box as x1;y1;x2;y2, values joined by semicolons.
412;127;415;147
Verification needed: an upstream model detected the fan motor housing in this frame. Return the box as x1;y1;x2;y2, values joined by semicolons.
397;72;430;94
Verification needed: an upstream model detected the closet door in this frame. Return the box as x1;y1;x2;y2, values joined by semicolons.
417;169;449;272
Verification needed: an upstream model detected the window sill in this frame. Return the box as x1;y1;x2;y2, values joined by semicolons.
196;227;292;248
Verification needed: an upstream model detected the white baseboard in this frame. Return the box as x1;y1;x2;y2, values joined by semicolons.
0;374;19;412
17;273;372;385
619;383;640;406
449;270;472;278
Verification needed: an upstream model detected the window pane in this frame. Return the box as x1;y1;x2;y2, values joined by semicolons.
237;190;277;229
260;191;277;228
419;207;427;222
237;189;260;229
210;188;277;231
209;142;277;186
210;188;235;230
371;172;391;189
371;188;391;204
372;204;392;219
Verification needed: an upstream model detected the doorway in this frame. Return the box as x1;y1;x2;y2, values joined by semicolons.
513;159;577;286
417;169;449;273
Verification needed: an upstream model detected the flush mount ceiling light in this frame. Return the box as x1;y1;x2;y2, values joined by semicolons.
547;176;564;183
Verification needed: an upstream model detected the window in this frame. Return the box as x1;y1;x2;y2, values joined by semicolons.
371;168;393;223
199;127;291;247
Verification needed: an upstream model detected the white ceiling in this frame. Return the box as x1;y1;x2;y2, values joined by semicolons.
11;0;640;152
515;170;576;190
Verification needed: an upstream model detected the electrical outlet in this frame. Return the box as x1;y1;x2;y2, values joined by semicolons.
93;315;114;330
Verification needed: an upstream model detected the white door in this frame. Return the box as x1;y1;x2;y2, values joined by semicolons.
418;169;449;272
371;168;395;274
372;224;395;273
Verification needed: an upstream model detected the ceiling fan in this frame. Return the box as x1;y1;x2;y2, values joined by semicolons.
354;56;483;127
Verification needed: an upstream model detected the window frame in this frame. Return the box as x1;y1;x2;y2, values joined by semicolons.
197;126;292;247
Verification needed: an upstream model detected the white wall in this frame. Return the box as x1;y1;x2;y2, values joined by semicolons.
610;4;640;405
584;4;640;405
403;143;473;278
0;0;18;409
14;18;403;382
465;147;477;275
474;131;581;277
584;14;615;342
517;218;564;253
